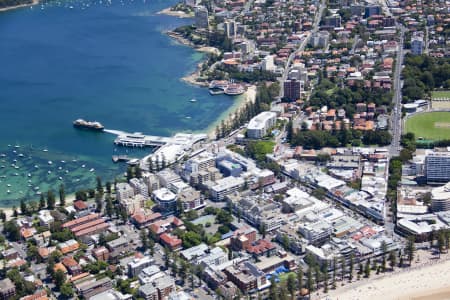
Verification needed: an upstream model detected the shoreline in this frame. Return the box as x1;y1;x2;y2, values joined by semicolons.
206;85;256;140
157;7;193;18
323;250;450;300
0;0;38;12
0;192;77;219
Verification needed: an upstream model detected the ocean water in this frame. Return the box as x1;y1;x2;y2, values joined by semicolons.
0;0;237;204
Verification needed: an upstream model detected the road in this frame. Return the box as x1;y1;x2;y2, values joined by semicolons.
388;24;405;158
278;0;326;98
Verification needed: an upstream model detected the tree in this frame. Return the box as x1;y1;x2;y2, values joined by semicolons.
47;190;56;210
323;262;329;293
437;230;446;257
20;199;27;215
349;253;354;281
96;176;103;194
406;236;416;265
269;276;279;300
3;220;20;241
307;267;314;293
0;210;6;223
314;267;321;290
105;195;114;218
364;260;371;278
140;229;149;251
389;250;396;271
282;234;290;251
12;206;18;218
60;283;74;298
39;193;46;209
54;269;66;290
340;257;346;281
332;257;337;285
297;266;303;292
59;184;65;207
164;247;171;270
287;273;296;299
149;238;155;256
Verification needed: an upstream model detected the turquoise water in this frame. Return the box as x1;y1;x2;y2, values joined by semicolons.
0;0;236;204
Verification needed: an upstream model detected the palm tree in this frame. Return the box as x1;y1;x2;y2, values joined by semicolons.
389;250;396;271
406;236;416;265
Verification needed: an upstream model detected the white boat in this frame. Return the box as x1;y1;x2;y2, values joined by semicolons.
89;168;95;172
61;160;65;163
58;167;62;170
7;184;11;187
185;116;191;119
34;165;39;168
18;154;24;157
81;164;85;168
43;149;48;152
28;173;31;177
14;173;18;176
48;161;52;165
7;190;10;194
189;98;197;103
59;177;63;180
48;171;51;174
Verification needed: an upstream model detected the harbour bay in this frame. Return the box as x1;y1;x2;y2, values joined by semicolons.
0;0;238;204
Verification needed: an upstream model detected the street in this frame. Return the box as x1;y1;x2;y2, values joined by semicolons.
388;24;405;157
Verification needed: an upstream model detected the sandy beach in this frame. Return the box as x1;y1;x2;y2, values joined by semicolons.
0;0;38;12
157;7;193;18
207;85;257;140
0;192;77;219
324;252;450;300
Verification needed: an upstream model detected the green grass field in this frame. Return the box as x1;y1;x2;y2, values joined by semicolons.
405;112;450;141
432;90;450;99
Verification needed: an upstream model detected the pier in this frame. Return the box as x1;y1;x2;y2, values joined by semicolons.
104;129;208;169
104;129;171;147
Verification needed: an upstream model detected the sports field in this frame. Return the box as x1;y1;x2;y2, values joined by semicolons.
405;112;450;141
432;90;450;99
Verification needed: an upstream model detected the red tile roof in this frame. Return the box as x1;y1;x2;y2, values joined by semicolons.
73;200;88;210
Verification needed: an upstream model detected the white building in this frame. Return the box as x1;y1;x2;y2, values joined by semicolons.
38;210;54;227
128;256;153;277
210;176;245;201
116;183;135;202
129;178;149;199
431;182;450;212
246;111;277;139
261;55;275;72
184;152;216;178
152;188;177;215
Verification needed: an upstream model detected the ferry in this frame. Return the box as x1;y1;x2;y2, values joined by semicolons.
73;119;105;131
209;88;225;95
208;80;229;90
224;83;245;96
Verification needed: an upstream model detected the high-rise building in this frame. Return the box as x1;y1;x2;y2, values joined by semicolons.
195;6;209;28
411;35;424;55
426;152;450;184
284;78;302;101
224;19;237;38
261;55;275;72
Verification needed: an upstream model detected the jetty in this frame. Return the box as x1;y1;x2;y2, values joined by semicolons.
104;129;208;170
